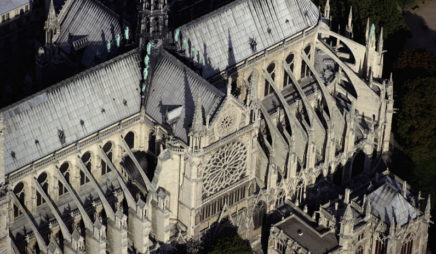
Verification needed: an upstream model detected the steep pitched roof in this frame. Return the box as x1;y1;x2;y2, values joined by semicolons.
145;50;225;142
368;177;419;227
56;0;122;67
2;50;141;174
177;0;319;78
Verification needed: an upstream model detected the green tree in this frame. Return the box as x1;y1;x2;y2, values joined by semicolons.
207;233;252;254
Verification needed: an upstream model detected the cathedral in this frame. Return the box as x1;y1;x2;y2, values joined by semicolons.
0;0;430;253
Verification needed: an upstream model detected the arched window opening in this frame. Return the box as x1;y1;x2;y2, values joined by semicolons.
276;191;285;208
80;152;91;185
401;235;413;254
301;45;312;79
148;133;156;154
352;151;365;177
333;164;343;185
230;77;240;98
101;142;113;175
59;162;69;196
283;53;295;87
13;182;25;217
36;172;48;206
375;237;387;254
125;132;135;149
264;63;275;97
253;201;266;229
356;246;363;254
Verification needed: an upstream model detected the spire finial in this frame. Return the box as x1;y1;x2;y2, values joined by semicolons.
343;203;354;221
324;0;330;20
365;18;370;42
346;6;353;38
191;96;204;134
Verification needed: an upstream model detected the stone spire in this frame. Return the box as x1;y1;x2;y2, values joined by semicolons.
345;7;353;38
368;24;376;49
0;114;4;185
191;97;204;134
378;27;384;54
425;194;431;222
44;0;60;45
324;0;330;19
365;18;370;42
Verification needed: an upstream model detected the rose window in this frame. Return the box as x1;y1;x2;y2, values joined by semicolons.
220;115;234;129
202;141;247;198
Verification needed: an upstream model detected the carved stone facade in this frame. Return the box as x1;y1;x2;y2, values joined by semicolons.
0;0;429;253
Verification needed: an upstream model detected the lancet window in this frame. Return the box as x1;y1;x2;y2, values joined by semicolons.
58;162;69;196
80;152;91;185
283;53;295;87
125;132;135;149
401;235;413;254
101;141;113;175
36;172;48;206
264;63;276;96
13;182;25;217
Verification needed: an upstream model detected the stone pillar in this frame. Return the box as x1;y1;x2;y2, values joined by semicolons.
85;220;106;254
107;208;128;254
151;190;171;242
128;199;151;253
0;189;10;254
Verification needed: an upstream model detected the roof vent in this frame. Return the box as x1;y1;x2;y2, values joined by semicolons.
123;99;127;106
267;28;272;34
80;119;85;126
101;108;106;113
35;139;39;145
285;19;289;23
297;229;303;236
11;151;16;159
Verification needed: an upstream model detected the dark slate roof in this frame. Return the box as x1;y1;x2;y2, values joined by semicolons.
2;50;141;174
57;0;122;67
177;0;319;78
0;0;29;16
277;214;338;254
368;176;419;227
145;50;225;142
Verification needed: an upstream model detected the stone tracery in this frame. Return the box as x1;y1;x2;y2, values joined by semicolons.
202;141;247;198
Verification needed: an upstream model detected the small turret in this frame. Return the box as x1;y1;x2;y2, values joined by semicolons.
365;18;370;42
44;0;60;45
189;97;205;150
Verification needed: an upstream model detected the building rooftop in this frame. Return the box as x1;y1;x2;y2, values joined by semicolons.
276;211;338;254
177;0;319;78
0;0;29;16
1;50;142;174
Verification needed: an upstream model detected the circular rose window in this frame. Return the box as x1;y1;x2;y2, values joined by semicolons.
202;141;247;198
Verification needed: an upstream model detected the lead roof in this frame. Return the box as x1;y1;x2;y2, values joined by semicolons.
2;50;142;174
177;0;319;78
145;50;225;142
56;0;122;67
